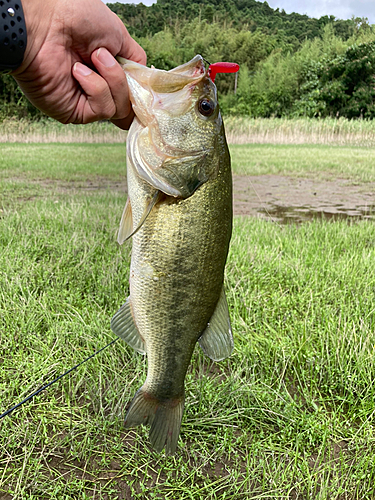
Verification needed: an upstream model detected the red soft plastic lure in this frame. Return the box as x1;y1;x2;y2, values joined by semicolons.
208;62;240;82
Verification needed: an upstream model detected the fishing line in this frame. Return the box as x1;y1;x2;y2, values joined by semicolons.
0;337;119;420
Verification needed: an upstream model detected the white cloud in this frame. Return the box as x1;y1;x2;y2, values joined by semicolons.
266;0;375;23
103;0;156;6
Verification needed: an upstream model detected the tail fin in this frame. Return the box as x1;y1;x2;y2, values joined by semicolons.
125;386;184;455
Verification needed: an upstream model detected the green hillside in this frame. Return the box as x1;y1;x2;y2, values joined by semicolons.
108;0;357;42
105;0;375;119
1;0;374;120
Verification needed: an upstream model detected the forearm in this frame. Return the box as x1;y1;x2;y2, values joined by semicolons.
14;0;56;74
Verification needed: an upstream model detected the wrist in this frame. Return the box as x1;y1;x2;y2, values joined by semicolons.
11;0;57;77
0;0;27;73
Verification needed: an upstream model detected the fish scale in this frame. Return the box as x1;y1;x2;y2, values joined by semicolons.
129;147;232;397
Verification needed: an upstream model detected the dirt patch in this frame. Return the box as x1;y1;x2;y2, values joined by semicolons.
50;175;375;222
7;175;375;223
233;175;375;222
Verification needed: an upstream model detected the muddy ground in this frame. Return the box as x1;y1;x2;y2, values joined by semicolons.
233;175;375;222
73;174;375;223
13;175;375;223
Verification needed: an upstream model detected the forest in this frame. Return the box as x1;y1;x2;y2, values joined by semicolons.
1;0;375;120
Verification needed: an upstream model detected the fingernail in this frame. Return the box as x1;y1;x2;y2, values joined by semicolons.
74;62;92;77
97;48;116;68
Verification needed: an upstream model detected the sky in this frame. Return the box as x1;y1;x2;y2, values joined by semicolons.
104;0;375;24
266;0;375;23
104;0;155;5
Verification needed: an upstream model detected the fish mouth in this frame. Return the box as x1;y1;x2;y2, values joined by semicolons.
117;54;208;94
166;54;207;79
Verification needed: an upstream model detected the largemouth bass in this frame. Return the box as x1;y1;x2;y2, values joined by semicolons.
111;55;233;454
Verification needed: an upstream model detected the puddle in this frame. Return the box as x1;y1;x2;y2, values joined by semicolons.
258;204;375;223
233;175;375;223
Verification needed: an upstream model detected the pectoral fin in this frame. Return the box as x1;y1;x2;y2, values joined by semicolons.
117;191;162;245
111;297;146;355
118;198;133;245
198;288;233;361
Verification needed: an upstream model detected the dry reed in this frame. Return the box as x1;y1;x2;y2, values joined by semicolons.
224;116;375;146
2;116;375;146
0;118;127;143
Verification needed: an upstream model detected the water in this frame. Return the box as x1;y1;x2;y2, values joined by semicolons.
258;204;375;223
233;174;375;223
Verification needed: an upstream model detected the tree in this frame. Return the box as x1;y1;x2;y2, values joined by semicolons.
319;42;375;118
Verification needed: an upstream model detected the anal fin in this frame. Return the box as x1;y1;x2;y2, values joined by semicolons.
111;297;146;355
198;288;233;361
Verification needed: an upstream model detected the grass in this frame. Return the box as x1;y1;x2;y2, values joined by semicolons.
0;143;126;181
1;138;375;498
229;144;375;182
1;141;375;194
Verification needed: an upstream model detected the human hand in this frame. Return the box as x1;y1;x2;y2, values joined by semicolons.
12;0;146;129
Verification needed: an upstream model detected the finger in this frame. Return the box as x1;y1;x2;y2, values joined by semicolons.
91;48;131;121
71;62;116;123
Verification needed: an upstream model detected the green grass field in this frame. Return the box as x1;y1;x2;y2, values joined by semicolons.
1;141;375;186
1;136;375;499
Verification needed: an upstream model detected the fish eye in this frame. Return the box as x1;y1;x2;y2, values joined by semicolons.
198;98;215;117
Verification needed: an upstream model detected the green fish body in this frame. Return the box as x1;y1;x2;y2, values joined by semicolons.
111;55;233;454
